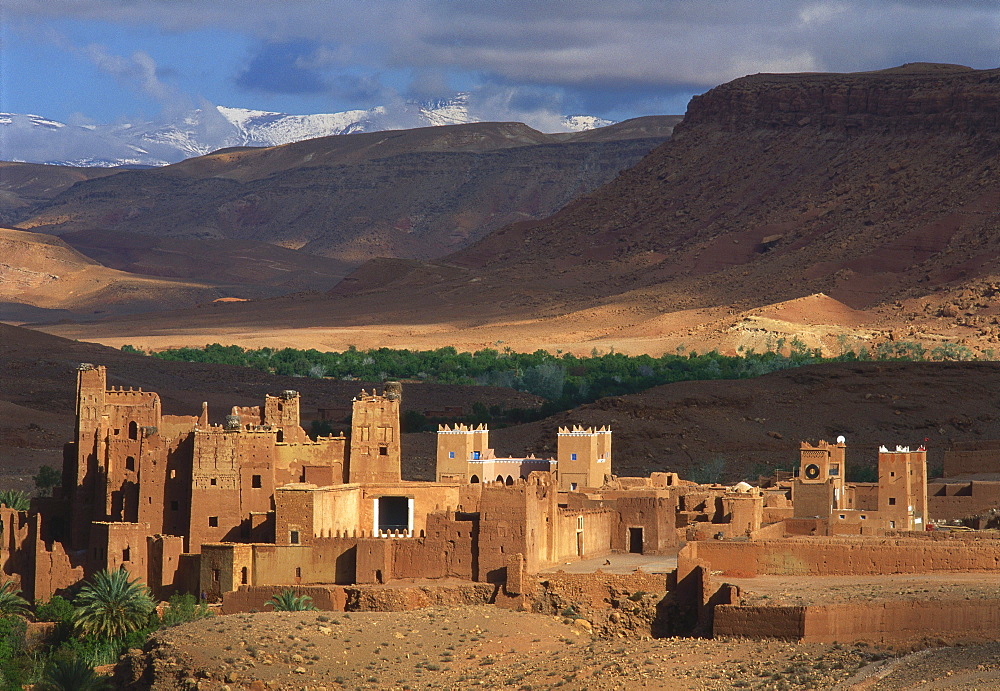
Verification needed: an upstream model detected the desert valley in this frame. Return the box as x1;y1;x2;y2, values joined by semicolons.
3;45;1000;691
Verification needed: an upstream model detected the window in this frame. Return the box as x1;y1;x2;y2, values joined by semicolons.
128;421;138;440
472;451;480;460
570;482;578;490
571;453;577;460
125;456;135;471
170;501;179;511
295;567;302;578
290;530;300;544
210;478;217;486
890;472;895;477
240;567;248;585
208;516;218;527
379;446;388;456
251;474;262;488
212;568;220;582
449;451;455;459
839;515;846;520
829;464;839;476
122;547;130;562
888;497;897;506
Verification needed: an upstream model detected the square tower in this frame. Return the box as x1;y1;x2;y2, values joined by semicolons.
436;424;493;482
348;383;401;483
792;439;847;518
878;445;928;530
557;426;611;491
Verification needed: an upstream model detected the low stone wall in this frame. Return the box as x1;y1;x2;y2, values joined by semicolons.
681;536;1000;577
715;599;1000;644
222;582;494;614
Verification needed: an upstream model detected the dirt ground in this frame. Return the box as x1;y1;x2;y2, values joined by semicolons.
117;606;896;690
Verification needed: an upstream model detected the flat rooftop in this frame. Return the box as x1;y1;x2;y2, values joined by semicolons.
539;552;678;575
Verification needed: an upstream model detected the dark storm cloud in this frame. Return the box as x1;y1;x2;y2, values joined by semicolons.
235;40;330;94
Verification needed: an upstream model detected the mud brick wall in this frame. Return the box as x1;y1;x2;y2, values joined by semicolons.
928;481;1000;520
716;599;1000;644
681;537;1000;577
714;605;806;639
944;442;1000;477
222;585;348;614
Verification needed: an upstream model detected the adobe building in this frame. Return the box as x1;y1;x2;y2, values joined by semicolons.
2;363;974;628
789;438;928;535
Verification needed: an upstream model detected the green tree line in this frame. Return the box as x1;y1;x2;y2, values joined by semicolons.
123;338;984;417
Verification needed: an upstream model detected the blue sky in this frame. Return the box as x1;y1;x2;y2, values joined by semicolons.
2;1;998;128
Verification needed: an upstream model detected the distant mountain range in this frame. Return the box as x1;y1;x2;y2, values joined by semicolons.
0;95;612;168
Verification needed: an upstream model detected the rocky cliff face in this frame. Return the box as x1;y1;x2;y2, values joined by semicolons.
436;64;1000;317
678;63;1000;135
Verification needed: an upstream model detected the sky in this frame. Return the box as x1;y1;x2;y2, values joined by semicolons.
2;1;998;130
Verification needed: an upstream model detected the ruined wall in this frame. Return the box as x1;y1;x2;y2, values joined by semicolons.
89;522;149;583
680;536;1000;577
146;534;186;598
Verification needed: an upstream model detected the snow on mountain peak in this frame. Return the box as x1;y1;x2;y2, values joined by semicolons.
1;98;617;168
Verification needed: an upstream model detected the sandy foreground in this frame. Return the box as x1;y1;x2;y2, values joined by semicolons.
112;605;1000;690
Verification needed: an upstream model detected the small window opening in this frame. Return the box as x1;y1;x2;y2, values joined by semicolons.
125;456;135;471
888;497;897;506
208;516;218;527
122;547;130;562
448;451;455;459
241;567;248;585
470;475;480;483
252;474;262;488
128;421;138;440
212;568;220;583
290;530;300;544
295;566;302;578
210;478;217;486
571;453;577;460
276;430;284;442
379;446;388;456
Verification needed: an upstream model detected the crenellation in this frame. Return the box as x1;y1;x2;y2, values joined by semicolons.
10;364;1000;649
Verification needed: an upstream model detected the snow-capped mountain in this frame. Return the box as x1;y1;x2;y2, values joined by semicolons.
0;96;613;168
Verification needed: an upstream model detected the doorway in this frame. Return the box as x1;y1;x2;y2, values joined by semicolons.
628;527;644;554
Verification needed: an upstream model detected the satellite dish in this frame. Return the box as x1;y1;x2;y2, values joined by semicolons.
836;435;846;444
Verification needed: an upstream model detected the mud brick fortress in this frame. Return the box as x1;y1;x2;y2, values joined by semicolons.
4;364;1000;644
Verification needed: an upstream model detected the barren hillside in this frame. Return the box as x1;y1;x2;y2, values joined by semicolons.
12;118;675;265
38;64;1000;357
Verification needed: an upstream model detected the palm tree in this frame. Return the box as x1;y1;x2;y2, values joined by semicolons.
0;580;29;617
39;656;112;691
267;589;317;611
72;568;154;640
0;490;29;511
